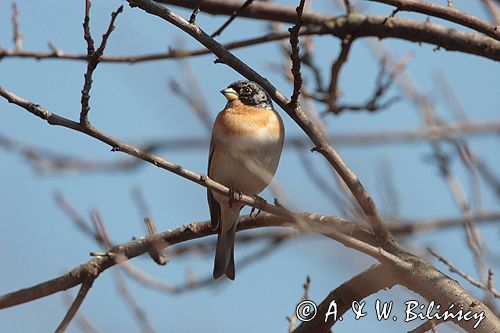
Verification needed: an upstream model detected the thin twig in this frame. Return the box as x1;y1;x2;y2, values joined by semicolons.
300;36;325;93
188;0;202;23
80;3;124;127
144;217;169;265
55;278;95;333
210;0;254;37
487;269;498;298
326;36;353;111
297;151;353;216
131;186;152;220
325;51;410;115
286;276;312;331
388;211;500;235
288;0;306;109
0;30;311;64
111;271;157;333
88;209;157;333
294;264;396;333
62;291;102;333
481;0;500;25
11;2;23;50
169;58;213;130
343;0;352;15
428;248;500;298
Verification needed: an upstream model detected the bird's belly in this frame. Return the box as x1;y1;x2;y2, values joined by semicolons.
210;134;282;195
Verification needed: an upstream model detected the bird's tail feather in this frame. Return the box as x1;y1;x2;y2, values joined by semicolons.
213;223;237;280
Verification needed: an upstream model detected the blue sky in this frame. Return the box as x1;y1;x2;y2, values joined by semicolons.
0;1;499;332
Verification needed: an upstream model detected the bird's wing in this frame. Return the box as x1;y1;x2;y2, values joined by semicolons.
207;136;221;230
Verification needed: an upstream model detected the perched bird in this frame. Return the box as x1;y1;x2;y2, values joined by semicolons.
208;80;285;280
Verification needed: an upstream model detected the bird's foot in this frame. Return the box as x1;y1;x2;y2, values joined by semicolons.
250;194;266;219
228;186;242;209
273;197;283;207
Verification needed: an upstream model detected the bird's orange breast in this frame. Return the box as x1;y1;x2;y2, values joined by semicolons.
213;100;284;139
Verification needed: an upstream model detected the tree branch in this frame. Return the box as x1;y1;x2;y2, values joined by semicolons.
156;0;500;61
0;30;311;63
294;263;396;333
326;36;353;111
80;2;123;127
0;212;376;310
55;277;95;333
288;0;306;109
210;0;254;37
367;0;500;41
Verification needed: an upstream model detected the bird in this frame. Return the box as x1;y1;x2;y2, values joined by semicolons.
207;80;285;280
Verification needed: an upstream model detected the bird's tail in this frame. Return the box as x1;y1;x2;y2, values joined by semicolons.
213;220;237;280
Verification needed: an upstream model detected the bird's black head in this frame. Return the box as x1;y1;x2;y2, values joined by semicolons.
221;80;273;109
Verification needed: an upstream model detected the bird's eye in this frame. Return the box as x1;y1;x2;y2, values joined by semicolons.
243;87;251;94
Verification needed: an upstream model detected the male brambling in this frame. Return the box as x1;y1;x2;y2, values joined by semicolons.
208;80;285;280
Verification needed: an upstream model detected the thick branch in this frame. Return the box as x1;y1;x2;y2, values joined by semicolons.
0;212;375;309
368;0;500;41
156;0;500;61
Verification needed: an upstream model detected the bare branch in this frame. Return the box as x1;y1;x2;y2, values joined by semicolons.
11;2;23;50
211;0;254;37
326;36;353;111
62;290;101;333
288;0;306;109
188;0;202;23
325;52;410;114
294;264;396;333
368;0;500;41
169;59;213;131
286;276;312;331
428;248;500;298
343;0;352;15
55;278;95;333
111;272;156;333
156;0;500;61
388;210;500;235
80;2;124;127
143;218;169;265
481;0;500;25
0;31;308;63
0;212;376;309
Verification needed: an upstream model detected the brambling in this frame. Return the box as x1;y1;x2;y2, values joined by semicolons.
208;80;285;280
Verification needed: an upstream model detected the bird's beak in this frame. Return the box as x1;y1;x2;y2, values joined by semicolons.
220;88;239;101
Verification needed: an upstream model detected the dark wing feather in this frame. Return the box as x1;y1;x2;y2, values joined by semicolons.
207;138;221;230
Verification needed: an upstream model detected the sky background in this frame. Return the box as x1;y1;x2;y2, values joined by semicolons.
0;0;499;332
